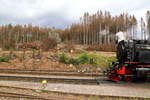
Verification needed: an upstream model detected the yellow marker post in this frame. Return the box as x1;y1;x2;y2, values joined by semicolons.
41;80;48;90
42;80;47;84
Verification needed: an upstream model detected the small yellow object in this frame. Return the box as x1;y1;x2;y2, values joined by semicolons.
42;80;47;84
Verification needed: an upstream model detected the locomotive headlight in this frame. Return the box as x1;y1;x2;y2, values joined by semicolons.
136;68;150;79
136;68;150;71
138;45;150;50
143;46;150;49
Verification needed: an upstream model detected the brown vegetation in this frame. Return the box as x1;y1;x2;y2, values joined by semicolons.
0;24;59;51
0;50;73;71
42;37;58;51
86;43;116;52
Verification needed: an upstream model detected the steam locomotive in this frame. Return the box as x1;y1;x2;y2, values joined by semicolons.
107;37;150;82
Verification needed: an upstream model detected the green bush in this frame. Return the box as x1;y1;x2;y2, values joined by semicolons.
78;52;89;64
77;52;98;65
0;57;9;62
59;52;117;68
107;56;117;66
69;58;79;65
59;52;69;64
59;52;79;65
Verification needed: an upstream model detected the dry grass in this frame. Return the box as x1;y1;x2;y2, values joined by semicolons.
86;43;116;52
0;50;74;71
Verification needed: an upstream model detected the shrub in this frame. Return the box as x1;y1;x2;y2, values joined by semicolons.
42;37;57;51
69;58;79;65
59;52;117;69
0;57;9;62
59;52;79;65
59;52;69;64
78;52;89;64
77;52;99;65
107;56;117;66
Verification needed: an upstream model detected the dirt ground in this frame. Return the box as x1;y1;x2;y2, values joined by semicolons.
0;44;115;72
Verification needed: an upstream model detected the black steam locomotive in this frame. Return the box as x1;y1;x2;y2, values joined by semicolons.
107;40;150;82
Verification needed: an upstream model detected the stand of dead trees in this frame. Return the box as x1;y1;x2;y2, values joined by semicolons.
59;10;137;51
3;10;150;52
0;24;59;51
60;11;137;45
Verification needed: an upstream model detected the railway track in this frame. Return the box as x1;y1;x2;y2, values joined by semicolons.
0;70;148;99
0;86;148;100
0;69;103;77
0;73;107;85
0;91;147;100
0;91;49;100
0;69;107;85
0;69;148;84
0;91;68;100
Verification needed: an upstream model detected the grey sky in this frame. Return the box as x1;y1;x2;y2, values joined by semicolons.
0;0;149;29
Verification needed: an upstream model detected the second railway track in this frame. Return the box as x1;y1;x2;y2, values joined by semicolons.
0;91;68;100
0;91;49;100
0;69;103;77
0;73;106;85
0;69;107;85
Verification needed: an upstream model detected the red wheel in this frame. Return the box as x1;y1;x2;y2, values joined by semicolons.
125;76;132;82
108;75;121;82
146;79;150;82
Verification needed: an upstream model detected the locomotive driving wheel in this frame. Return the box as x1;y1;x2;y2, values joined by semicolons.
124;76;133;82
107;67;121;82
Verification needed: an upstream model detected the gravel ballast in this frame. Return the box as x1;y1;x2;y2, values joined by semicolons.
0;80;149;98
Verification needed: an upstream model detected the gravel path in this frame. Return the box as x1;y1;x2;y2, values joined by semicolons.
0;80;149;98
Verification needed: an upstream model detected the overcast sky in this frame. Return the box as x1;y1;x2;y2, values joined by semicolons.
0;0;149;29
